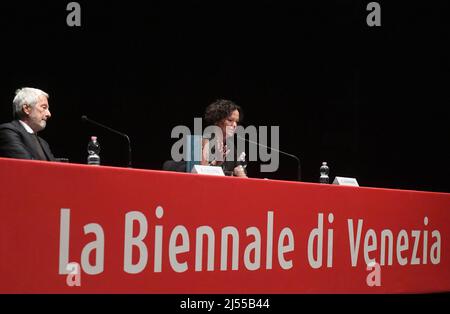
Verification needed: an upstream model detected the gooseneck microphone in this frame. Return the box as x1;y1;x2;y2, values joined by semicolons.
236;135;301;181
81;115;132;168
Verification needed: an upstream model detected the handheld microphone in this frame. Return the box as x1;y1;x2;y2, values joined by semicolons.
236;135;301;181
81;115;132;168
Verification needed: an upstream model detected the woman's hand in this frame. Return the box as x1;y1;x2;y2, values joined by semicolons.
233;165;247;178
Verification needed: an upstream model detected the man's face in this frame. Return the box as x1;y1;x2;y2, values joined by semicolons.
23;96;51;132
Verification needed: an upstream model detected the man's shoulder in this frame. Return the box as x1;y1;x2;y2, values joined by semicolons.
0;120;21;131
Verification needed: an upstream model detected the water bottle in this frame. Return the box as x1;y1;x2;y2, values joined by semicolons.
87;136;101;165
233;151;247;177
238;152;247;170
319;161;329;184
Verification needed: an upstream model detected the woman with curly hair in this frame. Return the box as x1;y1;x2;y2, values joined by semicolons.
201;99;247;177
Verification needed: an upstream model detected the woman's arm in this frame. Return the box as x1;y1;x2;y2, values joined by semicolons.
201;138;210;165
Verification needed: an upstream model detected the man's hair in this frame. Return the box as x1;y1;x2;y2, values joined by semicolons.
13;87;49;119
204;99;243;126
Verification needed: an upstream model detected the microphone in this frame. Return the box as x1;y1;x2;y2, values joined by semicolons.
236;135;302;181
81;115;132;168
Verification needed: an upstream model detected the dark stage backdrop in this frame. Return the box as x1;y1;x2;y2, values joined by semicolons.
1;1;449;192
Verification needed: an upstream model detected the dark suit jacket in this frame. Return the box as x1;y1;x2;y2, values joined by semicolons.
0;120;55;161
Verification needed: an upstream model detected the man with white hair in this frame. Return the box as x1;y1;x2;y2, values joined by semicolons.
0;87;55;161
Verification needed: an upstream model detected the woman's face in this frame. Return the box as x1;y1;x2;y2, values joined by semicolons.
217;109;240;139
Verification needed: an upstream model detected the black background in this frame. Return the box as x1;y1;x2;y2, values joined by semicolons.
1;294;449;312
1;0;449;192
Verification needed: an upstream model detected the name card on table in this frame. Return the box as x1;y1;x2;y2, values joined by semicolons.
333;176;359;186
191;165;225;176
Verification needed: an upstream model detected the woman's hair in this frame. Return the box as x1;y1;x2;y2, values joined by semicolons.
204;99;243;125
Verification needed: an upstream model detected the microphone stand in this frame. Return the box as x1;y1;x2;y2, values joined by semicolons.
81;116;132;168
237;135;301;181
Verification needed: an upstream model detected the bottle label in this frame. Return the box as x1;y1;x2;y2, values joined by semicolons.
87;154;100;165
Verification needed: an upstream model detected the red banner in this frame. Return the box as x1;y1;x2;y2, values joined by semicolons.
0;158;449;293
